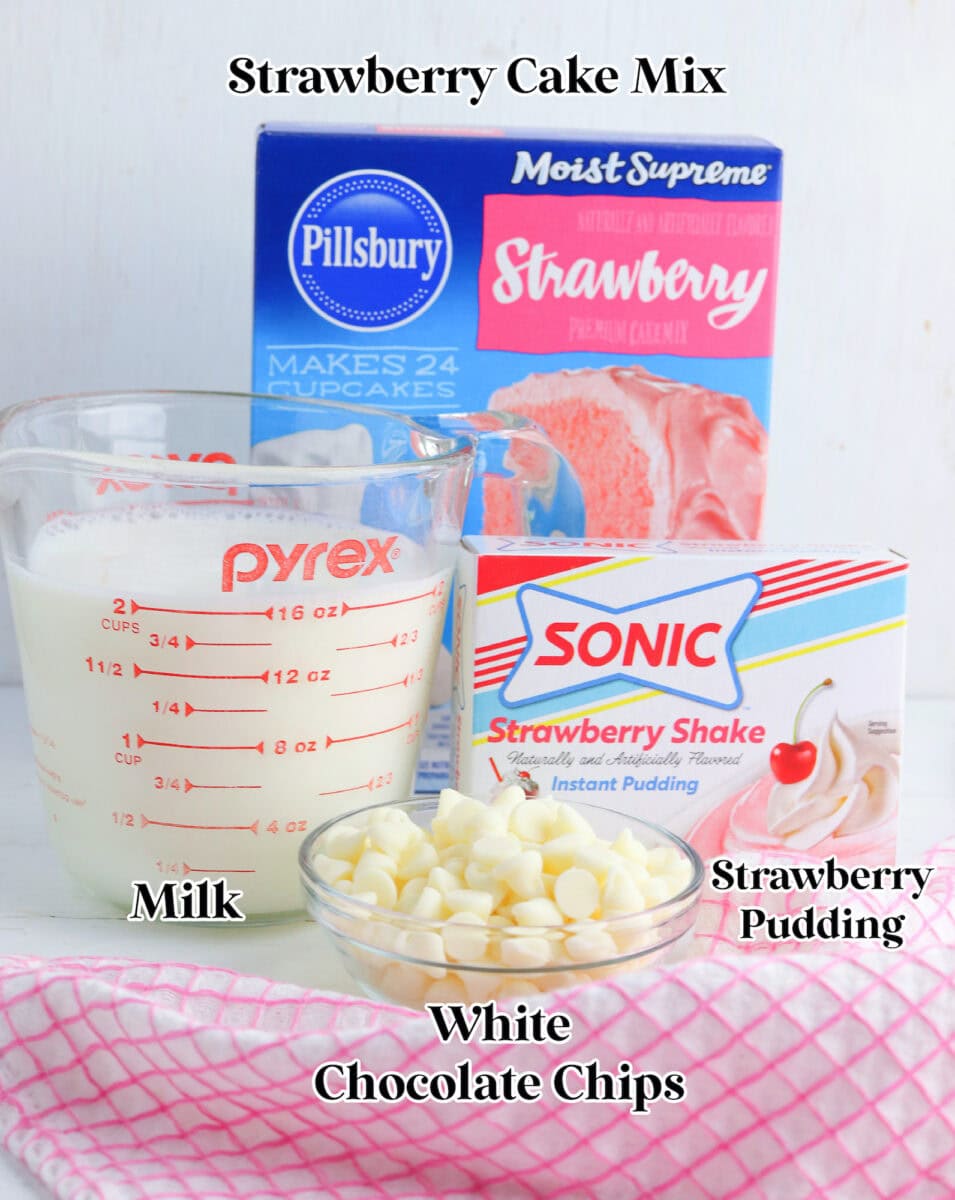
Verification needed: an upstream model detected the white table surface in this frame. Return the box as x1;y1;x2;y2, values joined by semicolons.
1;685;953;1198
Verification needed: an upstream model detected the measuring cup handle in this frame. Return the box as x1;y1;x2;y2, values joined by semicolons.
429;412;585;538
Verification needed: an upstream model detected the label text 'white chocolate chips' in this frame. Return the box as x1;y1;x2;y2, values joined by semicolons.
312;1000;688;1115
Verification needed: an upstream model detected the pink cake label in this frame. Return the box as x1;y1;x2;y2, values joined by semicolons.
477;195;779;357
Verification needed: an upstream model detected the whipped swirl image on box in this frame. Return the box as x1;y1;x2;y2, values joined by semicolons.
452;539;907;866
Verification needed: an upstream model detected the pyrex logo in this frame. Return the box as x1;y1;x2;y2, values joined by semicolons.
288;170;452;331
221;537;398;592
501;574;762;710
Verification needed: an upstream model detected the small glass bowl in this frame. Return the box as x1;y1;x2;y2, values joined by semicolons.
299;796;703;1010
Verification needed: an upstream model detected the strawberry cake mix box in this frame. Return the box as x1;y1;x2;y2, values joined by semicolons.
251;125;783;786
251;125;781;540
452;538;908;865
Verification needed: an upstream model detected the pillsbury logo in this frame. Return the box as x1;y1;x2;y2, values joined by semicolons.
501;574;762;710
288;170;452;330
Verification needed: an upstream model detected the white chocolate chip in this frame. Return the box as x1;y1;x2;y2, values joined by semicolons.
442;856;468;880
492;784;527;810
436;787;468;819
611;827;648;866
461;969;502;1004
321;825;367;862
565;930;617;963
447;797;492;843
365;920;401;953
444;888;495;923
464;861;506;901
351;867;397;909
354;849;398;879
411;885;445;921
500;935;552;969
397;840;439;880
367;817;413;860
554;867;601;920
624;861;653;889
429;817;453;849
471;833;522;866
572;843;616;884
493;850;546;900
511;897;565;927
602;868;643;914
312;854;353;884
646;845;682;874
553;802;596;839
427;866;463;895
377;962;429;1007
442;913;490;962
509;798;556;843
541;833;588;875
396;876;427;914
397;930;447;979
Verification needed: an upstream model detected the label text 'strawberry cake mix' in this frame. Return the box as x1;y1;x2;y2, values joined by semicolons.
252;126;783;784
453;539;907;866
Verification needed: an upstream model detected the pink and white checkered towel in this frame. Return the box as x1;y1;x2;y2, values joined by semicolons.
1;841;953;1200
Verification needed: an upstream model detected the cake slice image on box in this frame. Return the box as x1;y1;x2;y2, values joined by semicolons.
486;365;767;540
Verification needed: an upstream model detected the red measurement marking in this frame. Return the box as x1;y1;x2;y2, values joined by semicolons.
134;664;269;682
184;779;262;793
131;601;274;619
342;583;440;614
326;716;414;748
38;778;85;805
184;703;269;717
141;814;259;834
185;636;273;650
137;735;265;753
330;676;411;697
336;634;398;652
183;862;257;875
318;780;375;797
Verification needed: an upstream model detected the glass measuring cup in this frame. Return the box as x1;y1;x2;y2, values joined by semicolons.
0;391;583;918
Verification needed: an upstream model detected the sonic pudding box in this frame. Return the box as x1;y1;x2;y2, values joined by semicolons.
452;538;908;865
252;125;783;787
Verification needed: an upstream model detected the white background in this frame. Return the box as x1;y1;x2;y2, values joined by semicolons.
0;0;952;696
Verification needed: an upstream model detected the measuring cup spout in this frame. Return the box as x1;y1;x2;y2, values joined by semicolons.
0;448;57;507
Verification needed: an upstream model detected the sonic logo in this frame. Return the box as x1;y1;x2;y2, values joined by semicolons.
500;574;762;710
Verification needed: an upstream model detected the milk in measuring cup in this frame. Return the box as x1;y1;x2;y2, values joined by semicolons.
10;504;449;915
